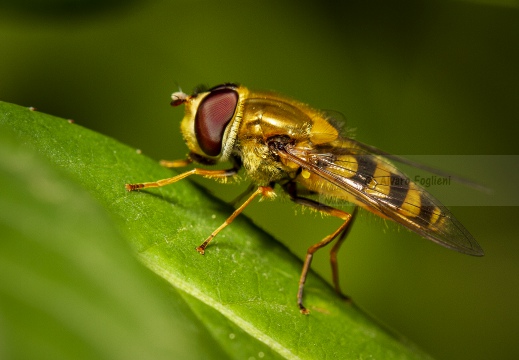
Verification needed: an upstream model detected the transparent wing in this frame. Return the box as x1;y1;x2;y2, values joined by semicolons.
280;142;484;256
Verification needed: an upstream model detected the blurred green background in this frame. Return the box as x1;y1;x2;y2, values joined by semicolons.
1;0;518;359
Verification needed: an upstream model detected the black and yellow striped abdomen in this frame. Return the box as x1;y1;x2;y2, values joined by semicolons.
291;142;482;256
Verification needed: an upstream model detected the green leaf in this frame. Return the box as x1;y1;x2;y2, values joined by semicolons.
0;110;227;359
0;101;433;359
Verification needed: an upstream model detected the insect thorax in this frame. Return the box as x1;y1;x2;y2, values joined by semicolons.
236;138;292;185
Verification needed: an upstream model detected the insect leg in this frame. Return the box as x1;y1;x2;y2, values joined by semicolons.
283;183;354;314
127;152;243;190
159;158;193;168
196;186;275;254
125;167;238;191
228;182;257;206
329;206;358;300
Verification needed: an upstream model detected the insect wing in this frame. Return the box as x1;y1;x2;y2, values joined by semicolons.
282;143;484;256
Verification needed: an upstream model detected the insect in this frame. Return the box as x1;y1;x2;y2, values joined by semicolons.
126;83;484;314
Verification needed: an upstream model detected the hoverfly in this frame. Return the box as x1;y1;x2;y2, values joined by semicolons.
126;83;484;314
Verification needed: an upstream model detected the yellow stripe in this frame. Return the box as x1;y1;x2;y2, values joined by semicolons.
399;184;421;218
429;206;442;226
366;166;391;196
334;155;358;178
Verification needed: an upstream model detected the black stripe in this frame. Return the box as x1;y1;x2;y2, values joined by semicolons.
388;173;409;208
352;155;378;186
415;192;436;227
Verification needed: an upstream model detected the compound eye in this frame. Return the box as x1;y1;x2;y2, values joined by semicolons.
195;88;238;156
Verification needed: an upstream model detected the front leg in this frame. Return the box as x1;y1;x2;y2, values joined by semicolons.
126;153;240;191
125;166;239;191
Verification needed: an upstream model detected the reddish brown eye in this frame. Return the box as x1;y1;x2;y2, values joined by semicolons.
195;89;238;156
